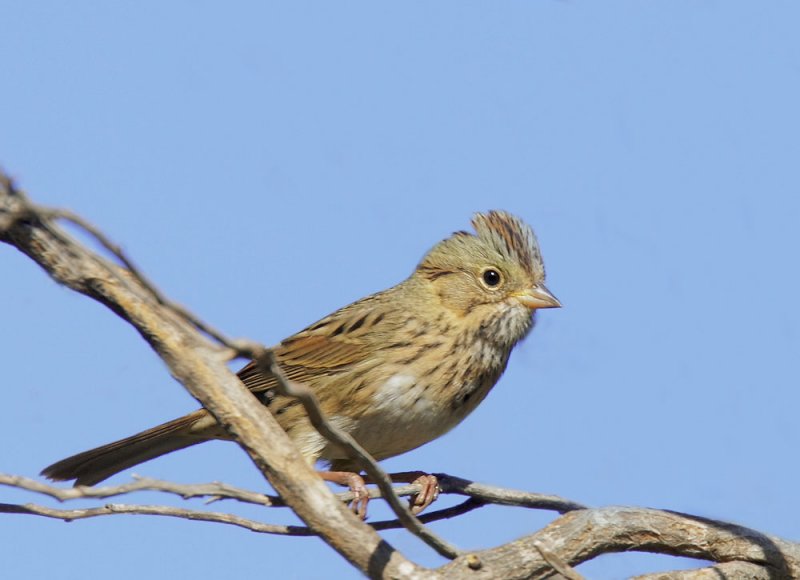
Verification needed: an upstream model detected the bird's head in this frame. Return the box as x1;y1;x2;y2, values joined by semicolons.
414;210;560;347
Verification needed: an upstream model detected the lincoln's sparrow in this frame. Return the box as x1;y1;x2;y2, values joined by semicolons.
43;210;560;514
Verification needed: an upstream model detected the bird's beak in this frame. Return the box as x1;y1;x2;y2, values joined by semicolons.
514;285;561;309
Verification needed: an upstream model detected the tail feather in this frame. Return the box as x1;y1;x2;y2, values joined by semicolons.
41;409;218;486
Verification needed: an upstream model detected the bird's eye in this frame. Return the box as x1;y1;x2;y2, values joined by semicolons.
482;269;502;287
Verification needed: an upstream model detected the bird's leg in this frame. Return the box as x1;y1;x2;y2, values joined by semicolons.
364;470;440;515
318;470;369;519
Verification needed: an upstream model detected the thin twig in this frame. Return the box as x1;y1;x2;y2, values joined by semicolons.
0;474;277;507
0;473;432;510
0;502;312;536
371;498;487;531
437;474;586;513
0;498;487;537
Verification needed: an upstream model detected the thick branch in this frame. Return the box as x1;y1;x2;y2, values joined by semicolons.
440;507;799;579
1;174;456;560
632;561;773;579
0;173;423;578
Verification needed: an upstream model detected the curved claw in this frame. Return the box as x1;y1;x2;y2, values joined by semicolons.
408;473;440;515
348;475;369;519
319;470;370;519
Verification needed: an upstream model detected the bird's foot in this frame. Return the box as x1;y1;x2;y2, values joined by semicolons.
319;470;370;519
382;470;440;515
321;469;440;518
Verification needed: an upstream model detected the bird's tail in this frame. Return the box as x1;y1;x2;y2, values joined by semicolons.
41;409;219;486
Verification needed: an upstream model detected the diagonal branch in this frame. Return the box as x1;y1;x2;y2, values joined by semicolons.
37;205;237;348
1;173;459;561
0;171;424;578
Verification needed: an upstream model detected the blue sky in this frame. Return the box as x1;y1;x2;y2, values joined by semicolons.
2;2;799;578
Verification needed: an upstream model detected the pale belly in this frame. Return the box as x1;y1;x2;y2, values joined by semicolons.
320;372;487;463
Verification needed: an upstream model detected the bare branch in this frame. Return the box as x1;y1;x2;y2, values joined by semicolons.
8;471;798;579
440;507;800;579
437;474;585;513
0;171;425;578
0;174;461;562
632;561;772;579
0;502;311;536
0;472;435;511
0;474;278;507
0;471;485;535
371;498;486;530
0;471;574;535
39;205;240;350
34;183;458;557
0;497;486;538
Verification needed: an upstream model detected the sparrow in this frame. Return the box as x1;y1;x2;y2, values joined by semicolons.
42;210;560;516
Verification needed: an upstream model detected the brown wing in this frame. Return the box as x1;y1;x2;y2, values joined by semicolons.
237;291;389;394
